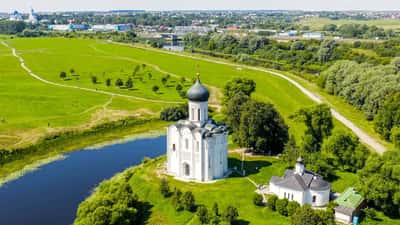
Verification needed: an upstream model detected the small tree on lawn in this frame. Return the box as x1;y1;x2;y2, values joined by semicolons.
133;65;140;76
106;78;111;87
152;85;159;93
267;195;278;211
115;78;123;88
70;68;75;74
197;205;209;224
223;206;239;224
253;193;264;206
176;84;183;91
182;191;196;212
172;188;183;211
126;78;133;89
161;77;168;86
148;72;152;80
160;178;170;197
180;77;186;83
212;202;219;216
59;71;67;79
91;76;98;84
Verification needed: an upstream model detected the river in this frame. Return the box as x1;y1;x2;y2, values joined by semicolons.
0;136;166;225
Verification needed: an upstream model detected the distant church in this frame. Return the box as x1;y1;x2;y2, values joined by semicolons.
166;78;229;182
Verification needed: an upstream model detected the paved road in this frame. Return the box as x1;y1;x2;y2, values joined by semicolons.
127;43;387;154
1;41;182;105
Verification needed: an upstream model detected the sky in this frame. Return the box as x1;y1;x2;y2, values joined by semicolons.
2;0;400;13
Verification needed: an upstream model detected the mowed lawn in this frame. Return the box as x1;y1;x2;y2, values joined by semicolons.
0;40;168;147
6;38;316;141
129;156;291;225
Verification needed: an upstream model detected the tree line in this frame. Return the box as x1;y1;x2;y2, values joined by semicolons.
317;58;400;144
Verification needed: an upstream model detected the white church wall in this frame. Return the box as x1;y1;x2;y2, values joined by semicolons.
306;189;330;207
189;101;208;123
271;186;305;205
167;125;180;175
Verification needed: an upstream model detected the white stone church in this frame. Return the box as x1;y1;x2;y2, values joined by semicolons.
166;78;229;182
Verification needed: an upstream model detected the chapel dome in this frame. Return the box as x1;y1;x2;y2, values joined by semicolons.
187;78;210;102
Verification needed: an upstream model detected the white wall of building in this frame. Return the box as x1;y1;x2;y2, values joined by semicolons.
188;101;208;124
335;212;352;224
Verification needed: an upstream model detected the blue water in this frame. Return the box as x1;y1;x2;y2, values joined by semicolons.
0;136;166;225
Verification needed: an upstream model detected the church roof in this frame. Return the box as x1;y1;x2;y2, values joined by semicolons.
187;78;210;102
172;119;228;138
270;169;330;191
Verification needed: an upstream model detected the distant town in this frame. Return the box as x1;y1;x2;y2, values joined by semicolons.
3;8;400;45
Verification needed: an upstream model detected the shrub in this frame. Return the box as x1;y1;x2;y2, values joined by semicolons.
152;85;159;92
159;178;170;197
223;205;239;224
253;193;264;206
287;201;300;216
267;195;278;211
276;198;289;216
171;189;183;211
182;191;196;212
363;207;377;220
197;205;209;224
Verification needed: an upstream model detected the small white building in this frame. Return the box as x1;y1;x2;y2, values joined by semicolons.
166;78;229;182
269;157;330;207
302;32;324;39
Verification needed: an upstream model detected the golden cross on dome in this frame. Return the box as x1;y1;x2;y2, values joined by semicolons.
196;64;201;80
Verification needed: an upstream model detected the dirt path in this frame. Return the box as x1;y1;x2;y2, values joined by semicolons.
1;41;182;105
118;43;386;154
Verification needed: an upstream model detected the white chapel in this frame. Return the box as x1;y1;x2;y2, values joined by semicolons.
166;78;229;182
269;157;331;207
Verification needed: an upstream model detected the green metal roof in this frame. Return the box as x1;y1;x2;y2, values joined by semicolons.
334;187;365;209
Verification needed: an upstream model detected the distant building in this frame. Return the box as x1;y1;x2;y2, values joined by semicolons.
27;7;38;24
278;30;297;37
91;24;132;32
174;26;213;35
269;157;331;207
334;187;366;224
302;32;324;39
48;24;89;31
9;10;23;21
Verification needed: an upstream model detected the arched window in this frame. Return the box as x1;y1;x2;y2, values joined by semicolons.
172;144;176;151
291;194;294;200
198;108;201;121
183;163;190;176
191;108;194;120
312;195;316;203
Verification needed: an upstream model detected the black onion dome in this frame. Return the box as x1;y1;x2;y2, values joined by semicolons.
187;79;210;102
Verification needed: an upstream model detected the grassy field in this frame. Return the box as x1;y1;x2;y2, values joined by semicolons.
298;17;400;30
126;156;291;225
82;154;400;225
1;37;390;152
1;37;320;149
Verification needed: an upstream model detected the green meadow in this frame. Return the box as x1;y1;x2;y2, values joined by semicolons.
1;37;318;149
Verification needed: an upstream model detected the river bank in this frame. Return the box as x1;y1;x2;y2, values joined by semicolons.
0;117;170;185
